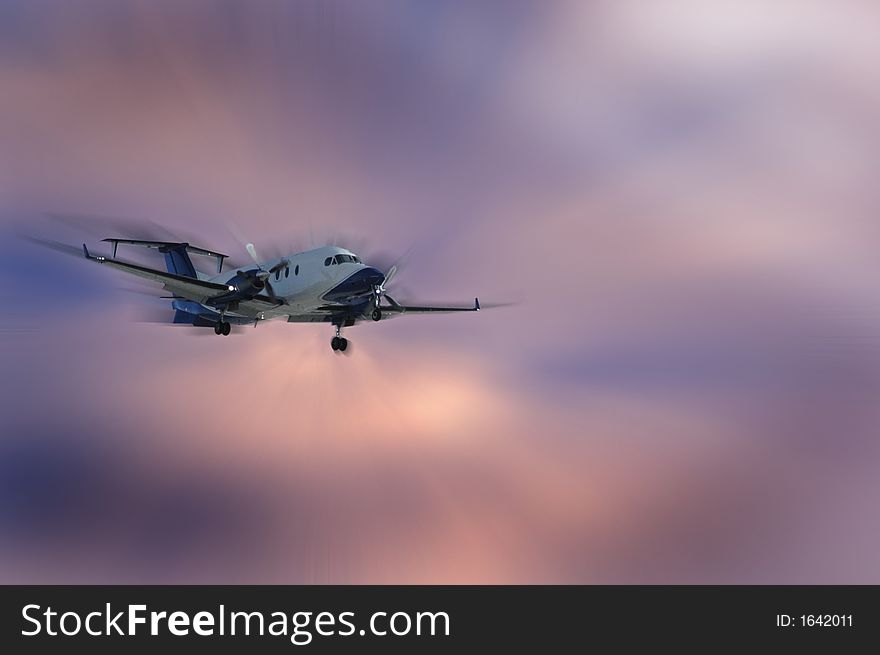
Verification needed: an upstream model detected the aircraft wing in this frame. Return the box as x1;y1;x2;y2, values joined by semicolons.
380;297;482;314
305;297;480;323
82;243;281;308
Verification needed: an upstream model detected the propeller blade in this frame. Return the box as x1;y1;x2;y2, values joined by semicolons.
247;242;287;277
383;265;398;288
246;243;261;267
268;259;289;274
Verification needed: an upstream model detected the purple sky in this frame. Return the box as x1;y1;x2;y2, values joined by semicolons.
2;1;880;583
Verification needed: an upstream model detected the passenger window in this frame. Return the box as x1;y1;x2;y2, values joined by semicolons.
275;269;280;280
295;265;299;275
284;267;289;278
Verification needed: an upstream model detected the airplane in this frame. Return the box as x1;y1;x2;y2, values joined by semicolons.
81;238;481;352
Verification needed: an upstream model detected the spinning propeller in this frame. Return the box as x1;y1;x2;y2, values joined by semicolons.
241;242;287;299
372;264;400;312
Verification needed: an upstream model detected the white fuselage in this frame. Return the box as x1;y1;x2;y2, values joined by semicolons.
204;245;379;321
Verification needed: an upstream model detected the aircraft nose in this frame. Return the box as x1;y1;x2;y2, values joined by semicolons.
322;266;387;302
363;267;385;286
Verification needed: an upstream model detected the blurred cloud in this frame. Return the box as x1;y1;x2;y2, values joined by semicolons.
2;1;880;583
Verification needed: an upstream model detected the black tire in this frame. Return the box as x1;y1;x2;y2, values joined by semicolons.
338;337;348;352
221;322;231;336
214;322;222;335
331;337;340;351
371;309;382;322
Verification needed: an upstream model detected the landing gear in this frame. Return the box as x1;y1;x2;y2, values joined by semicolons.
331;324;349;352
214;321;231;336
371;308;382;322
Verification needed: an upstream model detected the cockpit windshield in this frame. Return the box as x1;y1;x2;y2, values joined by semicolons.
325;254;359;265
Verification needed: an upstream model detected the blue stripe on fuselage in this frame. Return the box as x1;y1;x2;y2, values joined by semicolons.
322;267;384;302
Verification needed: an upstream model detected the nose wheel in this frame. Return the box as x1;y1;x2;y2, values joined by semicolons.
213;321;231;336
371;308;382;321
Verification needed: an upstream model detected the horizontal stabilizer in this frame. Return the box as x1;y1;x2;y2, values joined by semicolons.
102;239;228;274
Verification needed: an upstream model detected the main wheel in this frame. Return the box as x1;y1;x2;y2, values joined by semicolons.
214;322;223;335
371;308;382;322
337;337;348;352
221;321;231;336
331;336;340;351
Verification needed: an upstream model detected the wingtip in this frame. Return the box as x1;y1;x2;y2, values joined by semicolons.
475;297;480;311
83;243;106;261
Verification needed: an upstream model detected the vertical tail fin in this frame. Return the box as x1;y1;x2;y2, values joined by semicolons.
162;245;197;278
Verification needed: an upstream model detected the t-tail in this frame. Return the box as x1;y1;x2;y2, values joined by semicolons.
99;239;229;325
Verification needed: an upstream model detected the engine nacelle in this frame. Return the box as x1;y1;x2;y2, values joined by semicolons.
206;269;268;308
225;269;265;295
